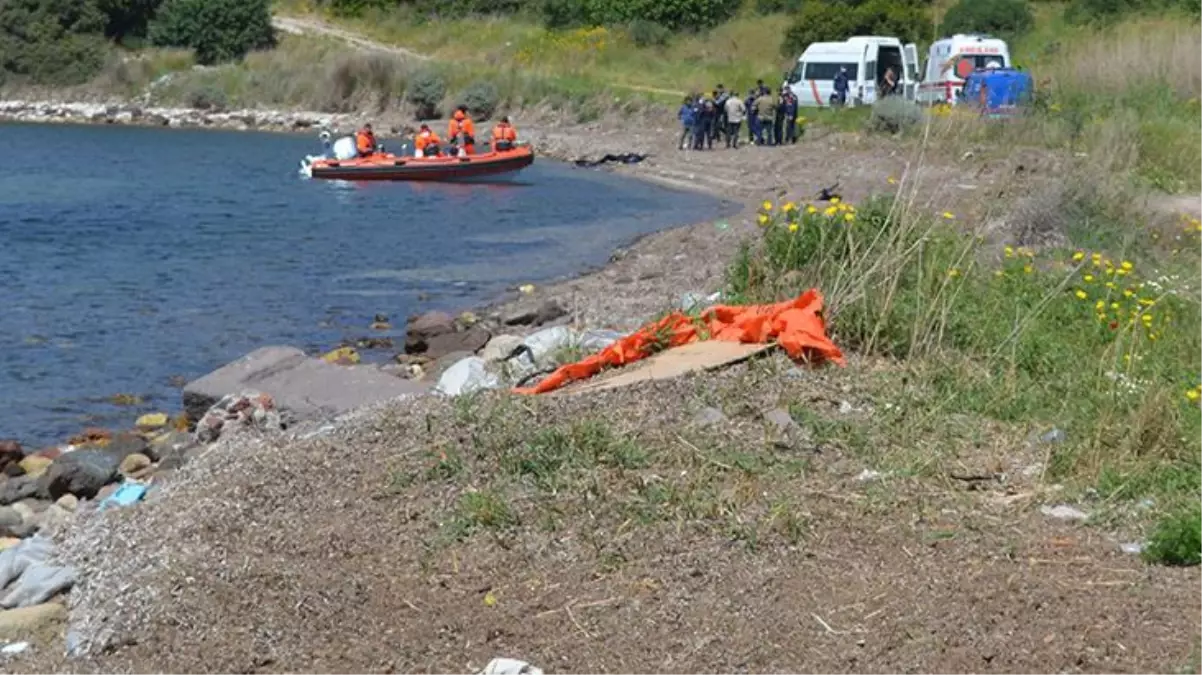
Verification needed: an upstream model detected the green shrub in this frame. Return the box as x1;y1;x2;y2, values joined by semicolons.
148;0;275;65
96;0;164;41
868;97;922;134
627;19;672;48
317;0;388;17
781;0;930;57
460;80;499;119
1142;504;1202;566
185;82;228;110
542;0;738;31
1065;0;1200;23
406;67;447;119
754;0;803;13
940;0;1034;38
0;0;110;84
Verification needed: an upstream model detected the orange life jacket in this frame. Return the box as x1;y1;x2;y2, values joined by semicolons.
355;129;376;155
448;115;475;140
415;130;441;152
492;123;517;143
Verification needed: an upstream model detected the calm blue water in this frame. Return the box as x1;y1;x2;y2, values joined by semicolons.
1;122;727;447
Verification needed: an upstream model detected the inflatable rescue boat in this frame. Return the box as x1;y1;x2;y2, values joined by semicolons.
300;131;534;182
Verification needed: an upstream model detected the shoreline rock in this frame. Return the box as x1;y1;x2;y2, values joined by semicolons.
0;99;358;135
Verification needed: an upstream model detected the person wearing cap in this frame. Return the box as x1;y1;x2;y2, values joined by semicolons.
490;116;518;151
447;105;477;156
355;122;377;157
414;123;442;157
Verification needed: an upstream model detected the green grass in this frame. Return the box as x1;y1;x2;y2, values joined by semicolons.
726;189;1201;548
1142;502;1202;566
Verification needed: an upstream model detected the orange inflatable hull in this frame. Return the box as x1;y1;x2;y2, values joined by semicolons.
309;146;535;182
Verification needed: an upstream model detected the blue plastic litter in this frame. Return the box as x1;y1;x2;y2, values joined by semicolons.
960;67;1033;114
98;481;148;511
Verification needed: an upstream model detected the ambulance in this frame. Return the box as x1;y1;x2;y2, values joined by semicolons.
917;34;1012;106
785;35;920;108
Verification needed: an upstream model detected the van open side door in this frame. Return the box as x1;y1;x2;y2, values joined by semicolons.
903;43;920;100
860;42;878;104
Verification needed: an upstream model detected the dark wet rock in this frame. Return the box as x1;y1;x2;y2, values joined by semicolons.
0;506;23;537
98;432;152;462
40;450;121;500
0;476;42;506
403;311;455;354
0;441;22;473
67;428;111;446
3;463;24;478
352;336;394;350
424;327;491;360
502;299;568;327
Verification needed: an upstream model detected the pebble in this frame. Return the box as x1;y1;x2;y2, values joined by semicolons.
855;468;886;483
118;453;153;478
763;407;799;433
1119;542;1143;555
692;406;728;426
54;495;78;514
1039;504;1089;521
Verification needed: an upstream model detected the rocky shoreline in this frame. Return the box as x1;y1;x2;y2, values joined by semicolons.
0;99;369;135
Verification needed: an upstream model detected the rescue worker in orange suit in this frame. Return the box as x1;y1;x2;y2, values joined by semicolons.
414;123;442;158
355;123;377;157
447;106;476;156
490;116;518;151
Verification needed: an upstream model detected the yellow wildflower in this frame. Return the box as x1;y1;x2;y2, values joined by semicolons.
1110;302;1120;310
783;202;797;212
823;206;838;217
1120;260;1133;271
1187;388;1200;402
1141;313;1153;324
887;176;898;184
844;213;855;223
942;211;956;220
1074;289;1088;300
788;222;799;233
1138;298;1155;306
1072;251;1085;261
762;200;773;211
1024;265;1033;274
757;214;770;226
830;197;840;205
806;205;818;214
1004;246;1014;258
948;268;961;278
1105;282;1117;290
1123;289;1134;298
994;270;1005;277
1095;300;1105;310
1083;274;1094;282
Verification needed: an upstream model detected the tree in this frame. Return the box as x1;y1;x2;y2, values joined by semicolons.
781;0;931;57
148;0;275;65
0;0;109;84
939;0;1033;38
543;0;738;31
96;0;164;42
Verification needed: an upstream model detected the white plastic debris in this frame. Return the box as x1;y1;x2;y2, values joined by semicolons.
480;658;544;675
1119;542;1144;555
435;357;501;397
579;329;624;353
522;326;577;365
1039;504;1089;522
855;469;886;483
1;641;29;656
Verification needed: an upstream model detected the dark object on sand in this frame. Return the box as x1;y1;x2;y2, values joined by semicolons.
816;183;842;202
574;153;648;168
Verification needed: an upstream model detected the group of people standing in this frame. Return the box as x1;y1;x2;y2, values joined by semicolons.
678;81;801;151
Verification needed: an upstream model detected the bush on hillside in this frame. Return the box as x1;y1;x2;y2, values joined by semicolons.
95;0;164;42
461;80;500;119
780;0;930;57
754;0;803;14
1065;0;1200;23
0;0;110;84
940;0;1033;38
627;19;672;47
317;0;387;17
148;0;275;65
541;0;738;31
868;96;922;134
406;67;447;119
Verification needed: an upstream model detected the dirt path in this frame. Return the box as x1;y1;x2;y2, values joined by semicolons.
271;15;432;61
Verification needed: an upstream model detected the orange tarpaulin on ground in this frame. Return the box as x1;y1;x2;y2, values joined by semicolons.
514;289;845;395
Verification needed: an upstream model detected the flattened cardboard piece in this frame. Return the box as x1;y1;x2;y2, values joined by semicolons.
558;341;776;396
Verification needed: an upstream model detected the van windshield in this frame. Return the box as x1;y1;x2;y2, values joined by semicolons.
803;62;858;80
953;54;1008;79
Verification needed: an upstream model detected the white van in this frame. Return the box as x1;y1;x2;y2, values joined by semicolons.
785;35;920;107
917;34;1012;105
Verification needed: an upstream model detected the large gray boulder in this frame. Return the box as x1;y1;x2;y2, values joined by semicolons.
182;346;429;423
